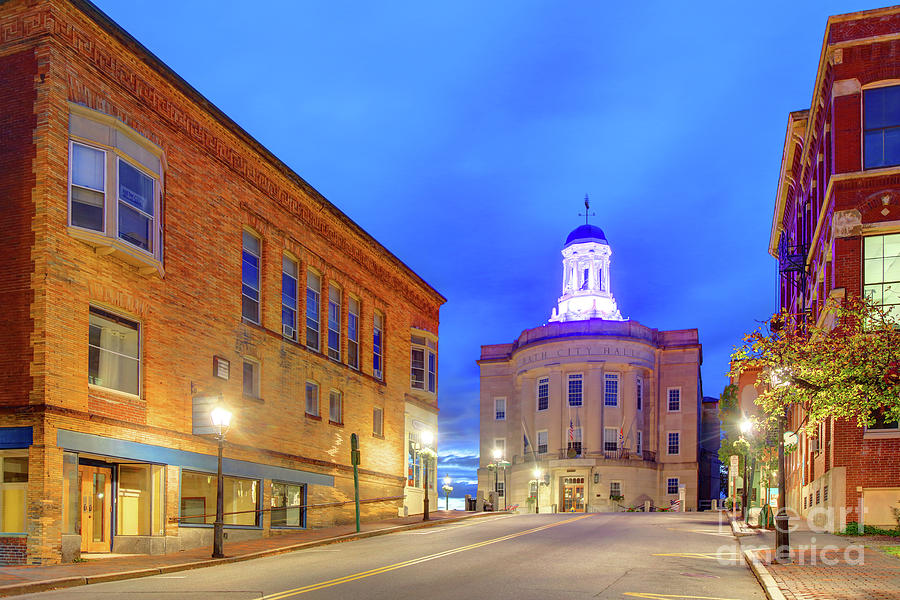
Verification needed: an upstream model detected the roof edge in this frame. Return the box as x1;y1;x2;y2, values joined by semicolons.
69;0;445;304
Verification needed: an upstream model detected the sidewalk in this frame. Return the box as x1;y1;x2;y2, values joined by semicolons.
0;510;500;597
734;519;900;600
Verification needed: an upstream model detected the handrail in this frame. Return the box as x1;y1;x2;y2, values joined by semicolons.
170;495;404;522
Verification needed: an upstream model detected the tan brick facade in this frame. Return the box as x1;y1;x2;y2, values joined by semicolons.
0;0;442;564
478;320;703;513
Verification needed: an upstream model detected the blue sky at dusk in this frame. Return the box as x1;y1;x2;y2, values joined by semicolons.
94;0;886;501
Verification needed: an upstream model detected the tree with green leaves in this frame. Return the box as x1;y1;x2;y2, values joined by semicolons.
730;294;900;433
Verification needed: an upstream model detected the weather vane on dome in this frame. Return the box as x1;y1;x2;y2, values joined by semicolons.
578;194;595;225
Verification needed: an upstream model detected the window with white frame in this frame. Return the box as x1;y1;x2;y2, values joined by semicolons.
667;432;680;455
0;453;28;533
494;398;506;420
604;427;618;452
604;373;619;406
864;85;900;169
667;477;679;495
537;377;549;411
496;480;505;497
242;360;259;398
281;256;298;340
636;376;643;411
373;407;383;437
347;297;360;369
68;107;164;264
411;334;437;392
241;231;261;323
327;284;341;361
373;311;384;380
494;438;506;458
537;430;548;454
609;481;622;498
88;306;140;396
329;390;342;424
306;271;321;351
636;431;642;455
305;381;319;417
864;233;900;321
568;373;583;406
668;388;681;412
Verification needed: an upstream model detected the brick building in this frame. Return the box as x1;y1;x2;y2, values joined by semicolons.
478;223;706;512
763;5;900;530
0;0;443;564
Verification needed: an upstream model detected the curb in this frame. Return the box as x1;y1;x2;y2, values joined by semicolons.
743;548;787;600
0;511;508;598
730;519;756;538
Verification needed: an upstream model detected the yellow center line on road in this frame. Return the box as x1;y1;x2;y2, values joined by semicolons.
260;514;592;599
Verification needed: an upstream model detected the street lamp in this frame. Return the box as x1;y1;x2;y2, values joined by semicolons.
740;417;753;523
421;430;434;521
769;368;793;563
442;475;453;511
532;468;542;514
210;405;232;559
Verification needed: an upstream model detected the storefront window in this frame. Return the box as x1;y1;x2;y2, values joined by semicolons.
62;453;80;535
117;464;165;536
180;471;258;526
271;482;305;528
0;453;28;533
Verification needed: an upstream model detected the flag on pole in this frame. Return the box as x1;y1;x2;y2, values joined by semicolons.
568;419;575;443
618;427;625;458
522;420;531;453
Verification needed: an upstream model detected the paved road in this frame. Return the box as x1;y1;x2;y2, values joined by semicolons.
20;512;765;599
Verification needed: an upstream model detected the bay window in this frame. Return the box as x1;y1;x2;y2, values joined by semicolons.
68;104;164;268
410;333;437;393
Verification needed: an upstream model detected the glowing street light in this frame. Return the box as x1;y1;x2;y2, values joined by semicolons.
442;475;453;511
532;468;542;514
210;405;232;559
420;430;434;521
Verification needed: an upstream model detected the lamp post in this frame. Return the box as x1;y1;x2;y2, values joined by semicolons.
210;405;232;559
769;369;792;563
776;412;792;563
442;475;453;511
532;468;542;514
421;430;433;521
740;417;752;523
491;448;501;509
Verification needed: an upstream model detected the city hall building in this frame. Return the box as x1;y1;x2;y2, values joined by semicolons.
0;0;443;564
477;222;706;513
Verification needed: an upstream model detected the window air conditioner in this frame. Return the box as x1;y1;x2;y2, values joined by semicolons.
283;324;295;339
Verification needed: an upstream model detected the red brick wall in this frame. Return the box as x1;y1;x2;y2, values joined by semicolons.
0;49;36;408
0;537;27;566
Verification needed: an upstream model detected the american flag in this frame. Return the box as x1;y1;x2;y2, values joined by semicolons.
568;419;575;443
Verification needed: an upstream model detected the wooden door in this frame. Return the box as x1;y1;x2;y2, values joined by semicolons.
562;477;585;512
79;465;112;553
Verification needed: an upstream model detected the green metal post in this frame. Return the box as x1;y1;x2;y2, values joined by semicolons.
351;433;361;533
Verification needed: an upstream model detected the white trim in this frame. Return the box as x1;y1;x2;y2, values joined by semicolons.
666;387;682;413
536;376;549;411
666;430;681;456
536;429;548;455
494;397;507;421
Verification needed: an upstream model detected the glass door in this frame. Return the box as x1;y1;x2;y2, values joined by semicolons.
562;477;585;512
79;465;113;553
